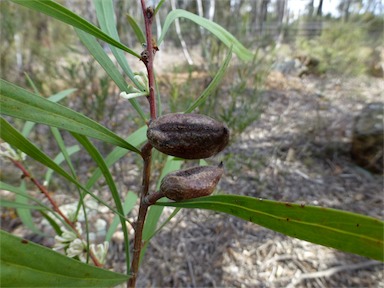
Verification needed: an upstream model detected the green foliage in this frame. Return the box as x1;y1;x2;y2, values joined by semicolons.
11;0;140;58
0;79;139;153
0;230;129;287
158;9;254;61
156;195;384;261
61;60;115;122
297;21;377;76
1;1;383;287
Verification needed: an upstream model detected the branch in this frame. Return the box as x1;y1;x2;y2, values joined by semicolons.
10;159;102;267
129;2;159;286
128;142;152;287
140;1;157;120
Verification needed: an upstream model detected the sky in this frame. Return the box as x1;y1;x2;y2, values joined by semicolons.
288;0;383;18
288;0;341;18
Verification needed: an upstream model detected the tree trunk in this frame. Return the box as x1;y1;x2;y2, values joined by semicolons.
170;0;194;65
276;0;287;45
316;0;324;16
260;0;270;36
307;0;314;17
344;0;352;22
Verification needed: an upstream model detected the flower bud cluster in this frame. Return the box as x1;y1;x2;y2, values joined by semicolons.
53;222;108;265
0;142;26;162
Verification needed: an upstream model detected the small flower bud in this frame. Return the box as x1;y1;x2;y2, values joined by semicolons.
0;142;26;162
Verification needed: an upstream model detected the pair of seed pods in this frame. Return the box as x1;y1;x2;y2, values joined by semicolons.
147;113;229;201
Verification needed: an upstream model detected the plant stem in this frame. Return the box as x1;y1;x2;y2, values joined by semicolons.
141;0;157;120
128;2;158;287
128;143;152;287
10;159;102;267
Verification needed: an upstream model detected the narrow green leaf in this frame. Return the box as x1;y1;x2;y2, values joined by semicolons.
21;88;76;137
0;230;129;287
185;48;232;113
50;130;77;172
145;207;181;243
44;145;80;186
47;88;77;103
71;133;131;273
15;181;45;235
11;0;140;58
40;210;62;235
1;118;74;184
158;9;254;61
0;80;140;153
126;14;146;44
155;195;384;261
86;125;147;189
0;200;47;211
93;0;138;83
106;191;138;242
0;182;54;214
0;119;127;220
154;0;167;15
25;72;39;94
1;181;70;239
75;29;146;121
75;29;127;91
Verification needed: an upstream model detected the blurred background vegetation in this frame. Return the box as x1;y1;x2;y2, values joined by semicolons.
1;0;383;140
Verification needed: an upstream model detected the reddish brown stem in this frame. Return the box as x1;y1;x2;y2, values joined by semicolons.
11;159;102;267
128;143;152;288
127;0;157;287
143;190;165;206
129;2;159;287
141;0;157;120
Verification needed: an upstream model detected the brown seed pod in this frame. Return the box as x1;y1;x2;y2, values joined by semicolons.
147;113;229;159
160;163;224;201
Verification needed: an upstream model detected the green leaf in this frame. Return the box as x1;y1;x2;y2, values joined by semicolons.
106;191;138;242
47;88;77;103
49;127;86;230
40;210;62;236
0;182;65;233
0;80;140;153
0;182;53;213
154;0;166;15
158;9;254;61
44;145;80;186
93;0;138;83
86;125;147;189
0;230;129;287
75;29;127;91
15;181;45;235
126;14;146;44
155;195;384;261
21;88;76;137
71;133;131;272
11;0;140;58
144;207;181;243
0;119;127;220
0;200;47;211
1;118;73;184
75;29;146;121
185;48;232;113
